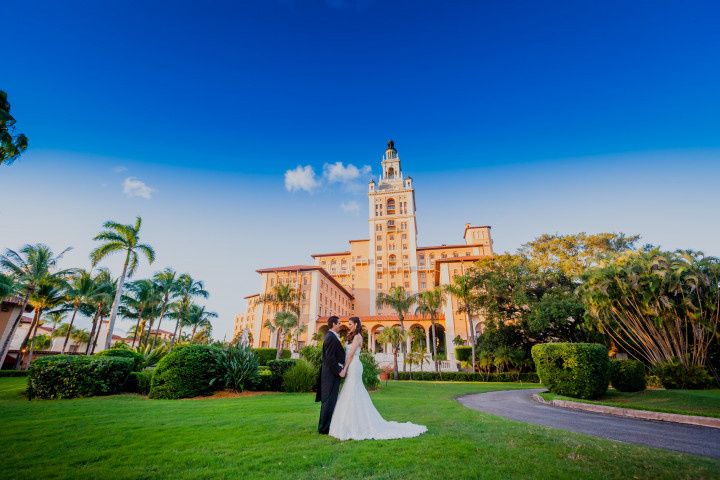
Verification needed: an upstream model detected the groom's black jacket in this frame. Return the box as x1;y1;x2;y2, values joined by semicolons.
315;331;345;403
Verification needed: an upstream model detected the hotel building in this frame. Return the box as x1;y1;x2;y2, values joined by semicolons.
236;141;493;363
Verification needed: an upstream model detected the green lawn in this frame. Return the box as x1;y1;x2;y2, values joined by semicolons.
540;388;720;418
1;378;719;479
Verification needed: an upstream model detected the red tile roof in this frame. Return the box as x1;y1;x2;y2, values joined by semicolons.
255;265;354;299
310;251;351;258
417;244;473;251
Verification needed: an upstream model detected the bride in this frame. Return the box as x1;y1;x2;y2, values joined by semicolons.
329;317;427;441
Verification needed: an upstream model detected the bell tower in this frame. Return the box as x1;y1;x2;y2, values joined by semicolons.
367;140;419;315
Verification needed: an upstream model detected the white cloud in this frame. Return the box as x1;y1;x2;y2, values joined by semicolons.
340;201;360;214
284;165;320;193
113;165;128;173
323;162;371;184
122;177;154;199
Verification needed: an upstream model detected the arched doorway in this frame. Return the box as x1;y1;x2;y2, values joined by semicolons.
372;325;385;353
431;324;446;358
409;324;426;352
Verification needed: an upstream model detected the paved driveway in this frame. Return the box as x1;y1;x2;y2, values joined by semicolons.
458;389;720;459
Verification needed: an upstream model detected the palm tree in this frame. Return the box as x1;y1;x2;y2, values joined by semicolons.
264;311;298;356
118;279;160;348
61;269;98;353
184;304;217;341
43;311;65;333
0;272;16;300
444;274;478;372
377;326;407;380
30;334;53;351
24;279;67;367
376;287;417;371
90;216;156;350
415;287;445;372
0;244;72;366
150;268;181;348
83;269;115;354
169;274;208;351
258;283;303;358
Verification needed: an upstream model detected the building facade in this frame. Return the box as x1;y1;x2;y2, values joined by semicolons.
237;141;493;362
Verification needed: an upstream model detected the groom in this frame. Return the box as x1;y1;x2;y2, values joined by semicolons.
315;315;346;434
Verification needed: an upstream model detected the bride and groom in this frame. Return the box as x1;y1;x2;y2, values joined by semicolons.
315;315;427;440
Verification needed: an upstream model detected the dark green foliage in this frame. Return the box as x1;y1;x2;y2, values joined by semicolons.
299;344;322;370
397;371;540;382
126;369;154;395
609;359;646;392
0;370;28;377
532;343;609;399
267;359;297;390
253;366;274;391
216;344;259;392
653;360;714;390
455;346;473;362
95;348;145;371
253;348;290;365
149;345;224;399
282;359;317;392
360;351;380;390
27;355;133;400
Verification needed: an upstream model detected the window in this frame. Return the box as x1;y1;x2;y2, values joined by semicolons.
377;283;383;289
404;282;409;288
441;253;447;259
453;252;459;257
420;282;426;289
270;279;275;286
389;235;394;241
402;234;407;239
376;235;382;241
377;245;382;251
402;244;408;250
376;224;383;232
387;198;396;215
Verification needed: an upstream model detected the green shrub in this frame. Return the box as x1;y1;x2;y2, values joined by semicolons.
253;366;274;391
653;360;714;389
0;370;28;377
609;359;646;392
253;348;290;365
282;359;317;392
267;359;297;390
126;368;155;395
360;351;380;390
216;345;260;392
532;343;609;399
645;374;662;388
149;345;224;399
455;346;473;362
299;345;323;370
95;348;145;371
27;355;133;400
396;371;540;383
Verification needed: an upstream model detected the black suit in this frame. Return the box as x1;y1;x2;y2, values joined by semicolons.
315;331;345;434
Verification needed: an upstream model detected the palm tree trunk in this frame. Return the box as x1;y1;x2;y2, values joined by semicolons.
169;317;181;352
399;314;406;373
191;324;197;341
62;306;80;354
103;252;130;350
143;318;155;347
131;314;142;348
26;309;44;367
0;292;30;367
90;317;104;354
275;328;283;359
85;310;101;355
15;306;41;369
467;305;476;372
152;297;170;349
431;318;439;373
393;346;399;380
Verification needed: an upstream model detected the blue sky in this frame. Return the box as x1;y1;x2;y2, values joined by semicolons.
2;1;719;338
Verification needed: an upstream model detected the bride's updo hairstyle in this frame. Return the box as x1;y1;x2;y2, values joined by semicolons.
347;316;362;343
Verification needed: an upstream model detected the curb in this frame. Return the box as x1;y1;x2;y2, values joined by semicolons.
531;393;720;430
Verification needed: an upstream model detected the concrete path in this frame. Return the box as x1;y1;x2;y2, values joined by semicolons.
458;389;720;459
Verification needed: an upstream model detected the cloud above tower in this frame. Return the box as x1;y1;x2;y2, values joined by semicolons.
323;162;371;184
284;161;372;194
284;165;321;193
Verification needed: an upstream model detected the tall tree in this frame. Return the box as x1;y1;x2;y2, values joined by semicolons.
90;217;156;350
43;311;66;333
23;279;67;367
264;311;298;356
83;269;115;354
0;244;72;366
444;274;479;371
184;304;217;340
377;326;407;380
0;90;28;166
150;268;181;348
258;283;302;359
169;274;208;351
61;270;97;353
118;279;160;348
376;286;417;370
415;287;445;372
0;272;17;300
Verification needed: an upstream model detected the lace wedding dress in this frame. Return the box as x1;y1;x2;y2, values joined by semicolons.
329;346;427;441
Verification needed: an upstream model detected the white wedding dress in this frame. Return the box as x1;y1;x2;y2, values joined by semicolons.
329;345;427;441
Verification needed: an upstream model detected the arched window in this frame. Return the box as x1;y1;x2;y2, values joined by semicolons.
387;167;395;179
386;198;396;215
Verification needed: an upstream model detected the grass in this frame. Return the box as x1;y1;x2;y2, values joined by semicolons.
539;388;720;418
1;378;719;479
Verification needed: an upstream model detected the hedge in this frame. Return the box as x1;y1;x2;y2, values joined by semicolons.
253;348;290;366
267;359;297;390
126;369;155;395
653;360;714;390
253;366;274;391
149;345;224;399
455;346;473;362
397;371;539;383
609;359;646;392
27;355;133;400
0;370;28;377
532;343;609;399
95;348;145;371
282;359;317;392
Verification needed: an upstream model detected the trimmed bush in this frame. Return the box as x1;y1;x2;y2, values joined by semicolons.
282;359;317;392
95;348;145;371
532;343;609;399
253;366;274;391
216;345;260;392
397;371;540;383
299;345;323;370
149;345;224;399
360;351;380;390
0;370;28;377
455;346;473;362
609;359;646;392
253;348;290;365
126;368;155;395
27;355;133;400
267;359;297;390
653;360;714;389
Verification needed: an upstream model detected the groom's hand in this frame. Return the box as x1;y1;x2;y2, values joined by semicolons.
339;369;346;378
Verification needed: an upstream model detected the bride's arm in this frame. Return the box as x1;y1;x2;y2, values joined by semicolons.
341;336;362;373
